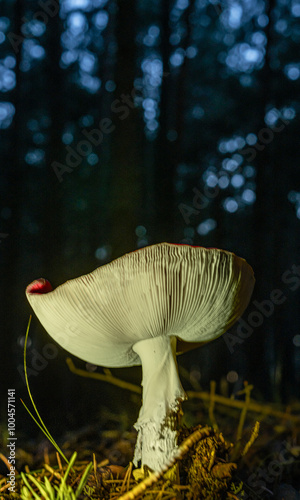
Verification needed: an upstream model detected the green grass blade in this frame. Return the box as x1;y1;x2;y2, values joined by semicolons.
23;474;50;499
62;452;77;484
21;472;41;500
20;399;53;440
57;452;77;499
22;316;69;465
75;461;93;498
21;485;32;500
43;476;56;500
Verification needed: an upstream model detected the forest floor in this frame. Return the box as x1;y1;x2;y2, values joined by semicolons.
1;378;300;499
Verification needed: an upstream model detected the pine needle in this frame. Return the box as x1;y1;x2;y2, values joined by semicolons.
241;421;260;456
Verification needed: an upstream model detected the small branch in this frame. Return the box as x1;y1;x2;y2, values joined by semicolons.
0;453;19;476
208;380;219;431
66;358;300;422
186;390;300;422
117;427;213;500
236;383;252;442
65;358;142;394
241;421;260;457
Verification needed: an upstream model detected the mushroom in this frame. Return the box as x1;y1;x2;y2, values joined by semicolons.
26;243;255;473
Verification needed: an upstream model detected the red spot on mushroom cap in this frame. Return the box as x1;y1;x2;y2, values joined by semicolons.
26;278;53;295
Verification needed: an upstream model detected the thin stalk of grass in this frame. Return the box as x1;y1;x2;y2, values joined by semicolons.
75;461;93;497
21;472;42;500
58;452;77;493
20;453;92;500
21;316;69;465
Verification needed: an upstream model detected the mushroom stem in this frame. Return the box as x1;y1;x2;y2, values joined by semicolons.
132;335;186;472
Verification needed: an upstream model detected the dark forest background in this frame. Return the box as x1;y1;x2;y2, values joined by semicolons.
0;0;300;440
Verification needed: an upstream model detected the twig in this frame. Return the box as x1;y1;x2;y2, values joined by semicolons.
66;358;300;422
119;462;133;495
56;451;63;476
0;453;19;476
43;446;50;465
236;383;252;442
0;482;11;494
241;421;260;457
66;358;142;394
209;380;219;431
44;463;62;479
117;427;212;500
93;453;100;490
186;390;300;421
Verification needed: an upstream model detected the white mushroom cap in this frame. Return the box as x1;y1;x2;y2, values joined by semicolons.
26;243;255;368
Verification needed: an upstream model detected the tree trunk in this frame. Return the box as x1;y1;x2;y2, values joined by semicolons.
109;0;142;259
0;0;24;394
252;0;282;398
153;0;175;243
41;12;64;283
